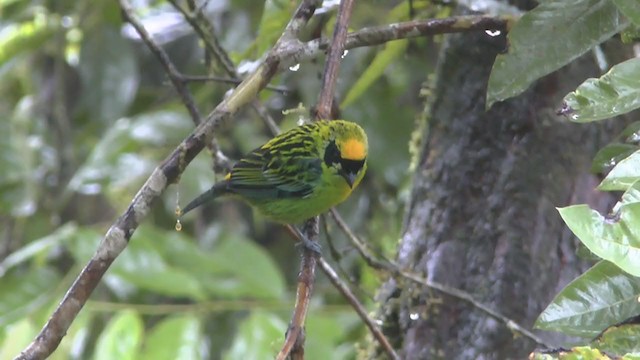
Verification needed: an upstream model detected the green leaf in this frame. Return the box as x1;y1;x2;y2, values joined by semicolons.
536;261;640;337
0;15;59;66
0;223;77;276
561;58;640;122
133;226;285;300
305;313;357;360
0;266;60;326
109;227;207;300
620;180;640;206
79;26;138;122
252;0;295;57
592;321;640;355
0;318;37;360
94;310;144;360
0;97;45;217
591;143;638;174
599;150;640;191
140;315;202;360
204;237;286;300
342;40;408;108
68;111;191;196
558;204;640;276
487;0;628;108
223;311;286;360
612;0;640;26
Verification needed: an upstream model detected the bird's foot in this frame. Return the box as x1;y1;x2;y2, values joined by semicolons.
290;225;322;255
294;234;322;255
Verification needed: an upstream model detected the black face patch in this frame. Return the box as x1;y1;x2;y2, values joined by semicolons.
324;140;341;167
324;140;365;175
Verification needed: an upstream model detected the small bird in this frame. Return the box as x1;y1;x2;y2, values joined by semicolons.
181;120;368;227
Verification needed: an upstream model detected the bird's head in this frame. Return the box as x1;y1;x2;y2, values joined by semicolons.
323;121;368;189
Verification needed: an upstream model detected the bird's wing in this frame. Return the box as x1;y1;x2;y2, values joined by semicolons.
227;147;322;199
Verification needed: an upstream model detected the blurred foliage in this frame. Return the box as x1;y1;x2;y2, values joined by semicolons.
0;0;425;358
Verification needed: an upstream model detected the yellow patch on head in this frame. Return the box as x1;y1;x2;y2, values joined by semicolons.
341;138;366;160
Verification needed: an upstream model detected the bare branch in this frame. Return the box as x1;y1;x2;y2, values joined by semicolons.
277;224;319;360
342;15;514;49
283;224;399;360
281;0;358;357
314;0;355;119
318;257;400;360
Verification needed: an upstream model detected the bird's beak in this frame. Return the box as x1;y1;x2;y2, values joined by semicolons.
341;171;357;188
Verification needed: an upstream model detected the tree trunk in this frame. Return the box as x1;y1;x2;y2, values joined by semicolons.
374;17;622;360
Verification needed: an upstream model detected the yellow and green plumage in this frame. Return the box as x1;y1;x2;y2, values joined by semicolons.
181;120;368;224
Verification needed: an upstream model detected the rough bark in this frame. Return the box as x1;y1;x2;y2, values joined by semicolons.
375;21;624;360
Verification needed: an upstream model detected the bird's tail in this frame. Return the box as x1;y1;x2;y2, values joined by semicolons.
180;183;227;217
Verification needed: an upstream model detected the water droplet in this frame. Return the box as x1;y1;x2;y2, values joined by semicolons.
61;16;73;28
409;313;420;320
289;63;300;72
485;29;501;37
175;220;182;232
341;50;349;58
627;132;640;144
570;113;579;121
175;206;182;217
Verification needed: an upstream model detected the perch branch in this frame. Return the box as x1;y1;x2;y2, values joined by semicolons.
280;0;357;358
282;225;400;360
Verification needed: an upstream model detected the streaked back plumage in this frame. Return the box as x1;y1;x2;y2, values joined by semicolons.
181;120;368;223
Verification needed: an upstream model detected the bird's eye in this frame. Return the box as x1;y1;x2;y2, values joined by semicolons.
324;140;341;167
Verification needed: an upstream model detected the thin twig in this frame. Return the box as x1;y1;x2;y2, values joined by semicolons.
314;0;355;119
274;15;515;72
284;0;358;357
120;1;233;173
168;0;284;148
342;15;514;49
283;225;400;360
120;1;201;125
277;224;319;360
318;257;400;360
328;209;553;348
